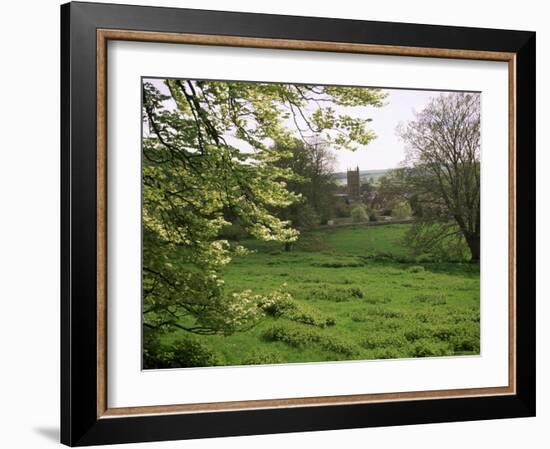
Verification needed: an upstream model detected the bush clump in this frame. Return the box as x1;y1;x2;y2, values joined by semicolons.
351;205;369;223
258;293;334;328
363;296;391;305
306;286;366;302
410;339;453;358
403;325;429;342
170;339;221;367
258;292;296;317
287;308;336;328
362;332;408;350
143;332;221;369
366;307;404;319
391;201;412;219
262;325;357;356
350;311;369;323
349;287;364;299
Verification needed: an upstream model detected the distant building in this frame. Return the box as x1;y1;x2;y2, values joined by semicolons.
346;166;361;200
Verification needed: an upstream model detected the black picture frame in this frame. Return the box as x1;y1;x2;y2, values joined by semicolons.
61;1;536;446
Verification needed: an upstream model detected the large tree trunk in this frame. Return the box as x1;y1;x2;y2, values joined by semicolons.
464;233;480;262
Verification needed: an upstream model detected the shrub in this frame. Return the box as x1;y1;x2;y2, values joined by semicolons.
306;286;366;302
392;201;412;219
288;309;325;327
322;338;357;356
350;311;369;322
170;339;221;367
143;332;221;369
414;312;432;323
143;330;168;369
372;348;403;360
362;332;408;350
293;204;320;230
351;204;369;223
333;200;351;218
262;325;315;348
349;287;364;299
367;307;404;319
451;336;480;353
258;292;296;317
410;339;453;358
431;326;456;341
403;325;429;342
407;265;425;273
362;295;391;305
262;325;356;356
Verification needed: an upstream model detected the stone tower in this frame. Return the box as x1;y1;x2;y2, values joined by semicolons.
346;166;360;200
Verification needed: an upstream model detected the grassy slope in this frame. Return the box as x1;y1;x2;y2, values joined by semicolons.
160;224;480;366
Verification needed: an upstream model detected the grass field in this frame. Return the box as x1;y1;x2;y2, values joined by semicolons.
155;224;480;367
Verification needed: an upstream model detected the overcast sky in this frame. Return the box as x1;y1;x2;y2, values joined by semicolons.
145;78;441;171
334;89;436;171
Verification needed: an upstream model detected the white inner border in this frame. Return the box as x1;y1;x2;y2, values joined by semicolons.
107;41;509;408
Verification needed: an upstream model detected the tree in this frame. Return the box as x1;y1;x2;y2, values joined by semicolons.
351;204;369;223
274;138;337;228
392;201;412;220
142;80;386;335
397;92;480;261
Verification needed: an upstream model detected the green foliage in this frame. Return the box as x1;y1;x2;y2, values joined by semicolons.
312;260;364;268
273;139;336;227
291;204;321;230
362;332;408;350
218;222;248;241
412;293;447;305
143;331;220;369
258;291;336;328
392;201;412;219
404;222;471;262
397;93;481;260
351;204;369;223
142;79;386;336
305;285;366;302
262;325;357;357
146;224;480;368
242;351;283;365
333;199;351;218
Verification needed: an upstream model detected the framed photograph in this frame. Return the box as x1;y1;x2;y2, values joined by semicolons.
61;1;535;446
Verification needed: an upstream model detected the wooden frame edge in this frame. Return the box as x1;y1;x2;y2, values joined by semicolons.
508;55;517;394
97;29;515;61
100;386;515;418
97;29;108;418
96;28;517;419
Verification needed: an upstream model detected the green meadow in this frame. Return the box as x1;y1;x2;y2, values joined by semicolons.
155;223;480;367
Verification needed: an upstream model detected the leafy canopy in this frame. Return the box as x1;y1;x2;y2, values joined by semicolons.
142;79;386;335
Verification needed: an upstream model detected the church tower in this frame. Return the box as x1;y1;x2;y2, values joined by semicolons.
346;166;360;200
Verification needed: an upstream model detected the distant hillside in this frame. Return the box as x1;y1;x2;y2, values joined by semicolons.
332;168;391;185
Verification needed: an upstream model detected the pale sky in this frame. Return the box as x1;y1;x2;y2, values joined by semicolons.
333;89;436;171
145;79;442;171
